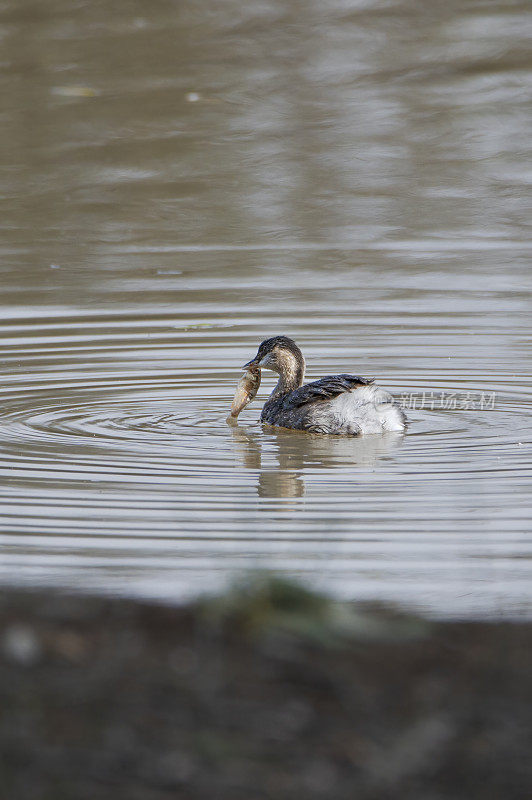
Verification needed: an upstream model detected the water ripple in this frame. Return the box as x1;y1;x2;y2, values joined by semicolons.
1;0;531;618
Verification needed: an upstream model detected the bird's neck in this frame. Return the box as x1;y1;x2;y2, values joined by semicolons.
270;354;305;399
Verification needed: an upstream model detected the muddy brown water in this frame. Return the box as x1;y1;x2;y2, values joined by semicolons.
0;0;531;617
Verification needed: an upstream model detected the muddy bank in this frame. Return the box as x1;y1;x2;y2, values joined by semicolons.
1;580;531;800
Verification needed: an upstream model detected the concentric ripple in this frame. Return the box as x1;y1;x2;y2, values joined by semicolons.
0;289;531;621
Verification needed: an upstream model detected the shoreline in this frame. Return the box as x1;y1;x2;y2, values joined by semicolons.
1;579;531;799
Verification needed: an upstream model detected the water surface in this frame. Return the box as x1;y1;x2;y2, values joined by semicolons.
1;0;531;617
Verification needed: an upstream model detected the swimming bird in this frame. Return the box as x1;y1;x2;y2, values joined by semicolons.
238;335;406;435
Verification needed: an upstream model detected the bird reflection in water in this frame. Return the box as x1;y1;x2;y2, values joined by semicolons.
227;415;404;500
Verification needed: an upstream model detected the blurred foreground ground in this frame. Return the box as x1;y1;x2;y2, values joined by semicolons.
1;579;531;800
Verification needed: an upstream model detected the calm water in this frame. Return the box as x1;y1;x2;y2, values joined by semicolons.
1;0;531;617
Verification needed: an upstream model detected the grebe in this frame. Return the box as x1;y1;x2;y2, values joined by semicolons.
232;335;406;435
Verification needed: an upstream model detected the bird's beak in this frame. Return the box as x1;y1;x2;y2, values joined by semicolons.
243;358;259;369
